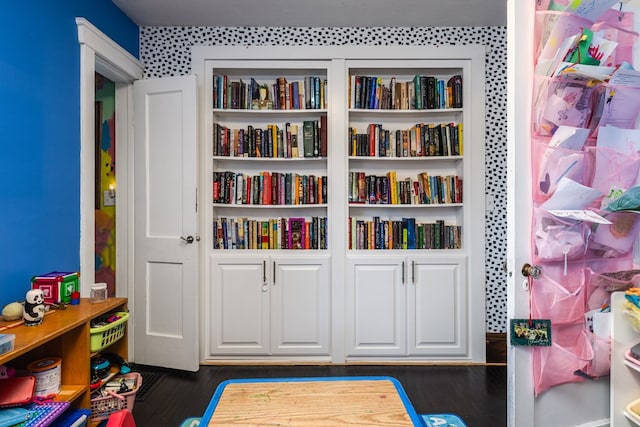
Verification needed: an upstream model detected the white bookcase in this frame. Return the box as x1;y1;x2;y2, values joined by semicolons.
191;46;486;362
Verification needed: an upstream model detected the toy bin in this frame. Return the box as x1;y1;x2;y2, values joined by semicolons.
31;271;79;304
90;372;142;422
90;312;129;353
0;334;15;356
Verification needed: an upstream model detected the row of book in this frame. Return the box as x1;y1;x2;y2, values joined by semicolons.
214;216;328;249
213;171;328;205
349;122;463;157
212;75;327;110
349;74;463;110
349;171;462;205
348;217;462;250
213;118;327;158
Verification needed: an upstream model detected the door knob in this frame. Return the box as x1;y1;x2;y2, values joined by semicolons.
521;263;542;279
180;235;195;244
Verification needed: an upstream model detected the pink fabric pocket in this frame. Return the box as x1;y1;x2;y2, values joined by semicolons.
532;138;591;202
531;263;586;325
587;267;640;292
584;257;635;310
584;330;611;378
534;208;591;262
590;146;640;195
591;85;640;132
532;323;592;395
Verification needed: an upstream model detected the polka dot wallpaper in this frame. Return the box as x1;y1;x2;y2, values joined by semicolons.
140;26;508;333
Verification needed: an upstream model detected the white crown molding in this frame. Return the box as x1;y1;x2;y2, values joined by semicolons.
76;17;143;82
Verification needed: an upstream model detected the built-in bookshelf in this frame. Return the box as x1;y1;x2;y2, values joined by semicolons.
346;63;467;255
208;63;330;253
193;46;486;362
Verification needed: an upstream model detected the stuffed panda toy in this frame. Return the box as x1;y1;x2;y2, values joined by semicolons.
24;289;46;326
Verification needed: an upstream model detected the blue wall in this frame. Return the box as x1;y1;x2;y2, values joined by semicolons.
0;1;138;307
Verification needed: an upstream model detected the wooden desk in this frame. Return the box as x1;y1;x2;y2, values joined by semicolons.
200;376;423;426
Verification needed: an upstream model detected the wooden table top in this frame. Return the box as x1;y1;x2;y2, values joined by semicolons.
201;376;422;426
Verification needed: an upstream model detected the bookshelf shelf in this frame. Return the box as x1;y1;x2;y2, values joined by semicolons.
213;108;328;115
348;203;462;208
213;203;328;209
214;156;327;162
58;385;86;403
348;156;462;161
348;108;464;115
194;45;485;362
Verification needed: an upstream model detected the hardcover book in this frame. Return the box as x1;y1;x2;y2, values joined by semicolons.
277;76;287;110
291;124;299;158
319;115;327;157
302;120;316;157
288;218;305;249
447;74;463;108
261;221;269;249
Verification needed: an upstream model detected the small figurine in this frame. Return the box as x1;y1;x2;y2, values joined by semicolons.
24;289;46;326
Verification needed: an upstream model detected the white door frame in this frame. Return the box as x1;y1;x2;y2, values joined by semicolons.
77;18;143;356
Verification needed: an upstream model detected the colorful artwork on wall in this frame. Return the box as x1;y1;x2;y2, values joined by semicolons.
95;73;116;296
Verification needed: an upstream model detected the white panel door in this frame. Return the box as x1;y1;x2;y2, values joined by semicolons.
271;256;331;355
346;256;406;356
408;256;467;356
209;256;270;355
133;75;198;371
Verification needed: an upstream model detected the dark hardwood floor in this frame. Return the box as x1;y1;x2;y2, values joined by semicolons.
130;363;507;426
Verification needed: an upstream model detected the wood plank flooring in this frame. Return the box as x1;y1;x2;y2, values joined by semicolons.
130;364;507;426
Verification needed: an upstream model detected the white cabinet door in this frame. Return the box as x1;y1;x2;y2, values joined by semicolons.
408;255;467;356
346;256;406;356
270;256;331;355
209;256;270;355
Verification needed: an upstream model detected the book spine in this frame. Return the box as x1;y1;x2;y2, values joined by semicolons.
314;77;321;109
414;75;422;109
320;115;328;157
303;120;315;157
278;77;287;110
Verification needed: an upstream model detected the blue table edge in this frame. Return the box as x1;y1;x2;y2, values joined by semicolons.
199;375;424;426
